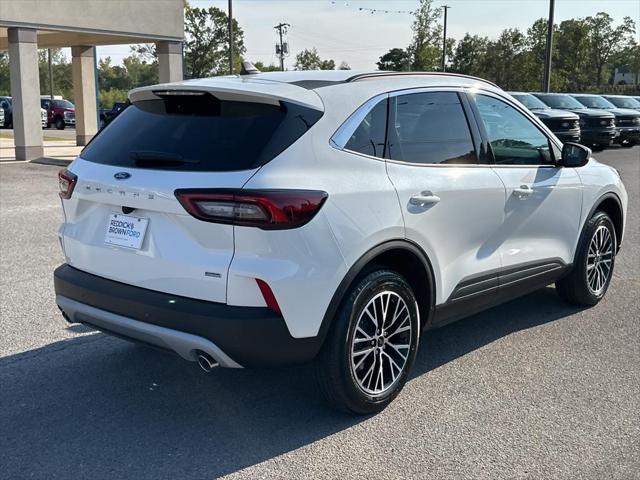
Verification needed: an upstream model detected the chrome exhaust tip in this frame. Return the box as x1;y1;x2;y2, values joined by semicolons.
196;351;219;372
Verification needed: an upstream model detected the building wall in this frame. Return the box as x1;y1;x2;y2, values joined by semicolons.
0;0;183;40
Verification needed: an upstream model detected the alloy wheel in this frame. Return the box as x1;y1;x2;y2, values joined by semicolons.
350;291;413;395
586;225;614;295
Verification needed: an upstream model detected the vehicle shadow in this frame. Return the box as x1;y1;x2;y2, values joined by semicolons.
0;286;581;479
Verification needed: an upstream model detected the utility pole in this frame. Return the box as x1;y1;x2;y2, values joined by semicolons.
542;0;555;92
228;0;234;74
274;23;290;71
47;49;54;99
441;5;451;72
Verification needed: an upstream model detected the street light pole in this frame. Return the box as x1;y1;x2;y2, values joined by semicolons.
228;0;234;74
47;49;54;99
441;5;450;72
542;0;555;92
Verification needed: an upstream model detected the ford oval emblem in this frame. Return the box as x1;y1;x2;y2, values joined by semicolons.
114;172;131;180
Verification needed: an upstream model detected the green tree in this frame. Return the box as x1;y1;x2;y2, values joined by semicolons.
450;34;489;77
99;88;128;109
409;0;443;70
38;49;73;100
585;13;636;86
0;52;11;95
483;28;529;90
122;54;158;87
555;18;591;91
184;5;246;77
377;48;411;71
253;61;281;72
610;40;640;85
293;48;335;70
130;44;157;63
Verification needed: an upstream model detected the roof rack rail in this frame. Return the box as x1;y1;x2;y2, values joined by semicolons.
345;71;499;88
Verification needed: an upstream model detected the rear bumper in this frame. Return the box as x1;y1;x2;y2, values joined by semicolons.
54;264;323;367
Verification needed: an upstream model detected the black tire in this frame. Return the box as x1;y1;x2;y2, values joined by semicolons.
314;269;420;414
620;142;635;148
55;117;65;130
556;211;616;306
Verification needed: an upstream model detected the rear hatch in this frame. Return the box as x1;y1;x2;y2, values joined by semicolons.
59;78;323;303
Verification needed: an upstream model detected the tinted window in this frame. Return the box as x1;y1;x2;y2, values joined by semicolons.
605;96;640;109
53;100;74;109
535;94;585;109
388;91;477;164
473;94;553;166
344;99;387;158
81;94;323;172
511;93;549;110
573;96;616;109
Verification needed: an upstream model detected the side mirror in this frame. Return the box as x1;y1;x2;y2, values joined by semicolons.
560;142;591;168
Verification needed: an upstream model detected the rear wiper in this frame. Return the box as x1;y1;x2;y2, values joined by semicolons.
130;150;199;164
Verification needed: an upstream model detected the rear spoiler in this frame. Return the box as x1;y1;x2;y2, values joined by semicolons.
129;77;324;111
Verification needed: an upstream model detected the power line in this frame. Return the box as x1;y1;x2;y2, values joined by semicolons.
328;1;415;15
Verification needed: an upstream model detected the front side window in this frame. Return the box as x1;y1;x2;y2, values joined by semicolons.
472;94;553;166
344;99;388;158
388;91;477;165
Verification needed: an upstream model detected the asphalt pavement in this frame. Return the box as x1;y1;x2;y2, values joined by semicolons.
0;147;638;479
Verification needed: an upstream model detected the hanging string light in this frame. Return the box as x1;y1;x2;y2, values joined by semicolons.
329;1;415;15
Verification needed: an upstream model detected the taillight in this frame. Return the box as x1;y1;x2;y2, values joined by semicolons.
174;189;328;230
58;169;77;199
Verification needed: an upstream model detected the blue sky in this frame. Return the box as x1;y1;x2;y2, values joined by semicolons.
96;0;640;70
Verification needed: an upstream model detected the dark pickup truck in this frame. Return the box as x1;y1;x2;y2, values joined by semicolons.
99;102;128;128
571;94;640;148
533;93;616;150
509;92;581;143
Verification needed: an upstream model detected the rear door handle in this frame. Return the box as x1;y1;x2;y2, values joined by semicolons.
409;191;441;207
514;185;533;199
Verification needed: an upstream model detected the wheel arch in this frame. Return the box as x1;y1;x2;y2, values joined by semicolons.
586;192;624;253
317;239;437;350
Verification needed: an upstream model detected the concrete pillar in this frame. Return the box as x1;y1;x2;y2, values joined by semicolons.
71;46;97;146
157;41;183;83
8;28;43;161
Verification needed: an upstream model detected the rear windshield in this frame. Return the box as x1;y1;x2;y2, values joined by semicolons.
81;93;323;171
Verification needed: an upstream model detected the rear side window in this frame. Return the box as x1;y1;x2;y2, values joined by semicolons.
81;93;323;171
344;99;388;158
388;92;477;164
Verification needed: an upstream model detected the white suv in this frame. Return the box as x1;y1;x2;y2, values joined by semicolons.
54;70;627;414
